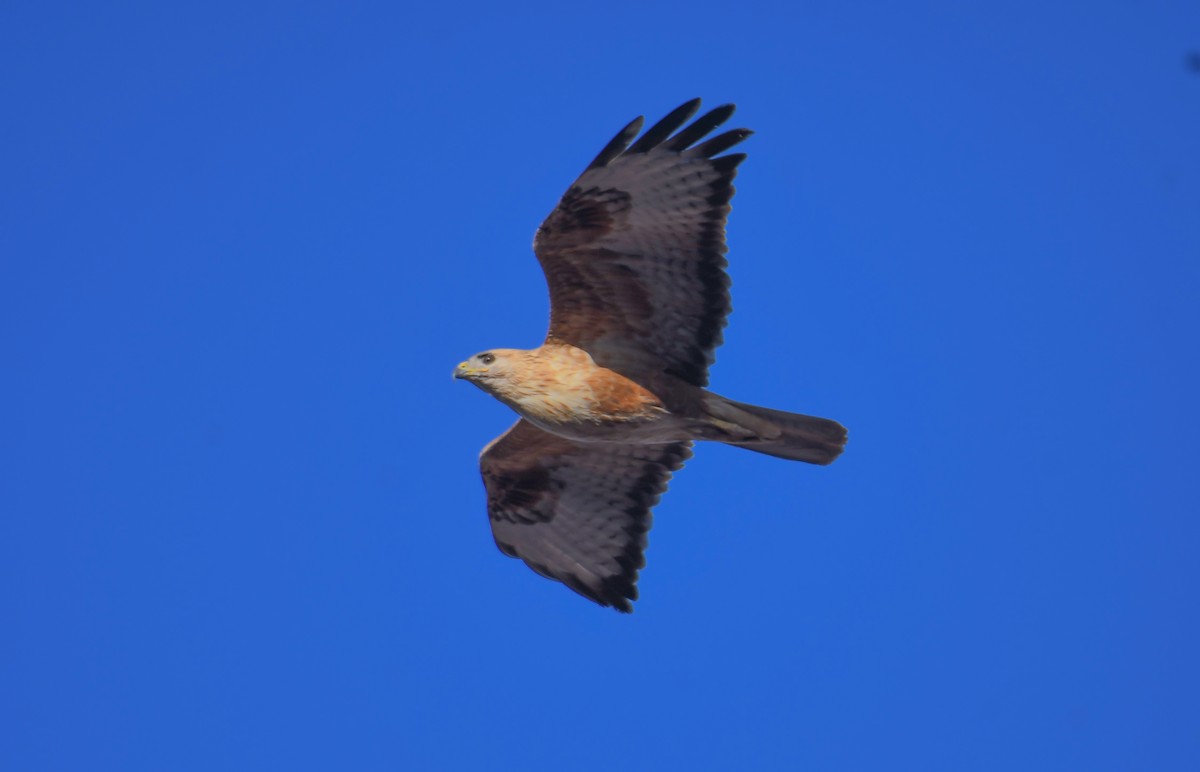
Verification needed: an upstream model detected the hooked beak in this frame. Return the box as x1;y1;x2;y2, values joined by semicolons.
453;361;481;380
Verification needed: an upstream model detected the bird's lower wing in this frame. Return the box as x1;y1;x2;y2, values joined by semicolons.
479;419;692;612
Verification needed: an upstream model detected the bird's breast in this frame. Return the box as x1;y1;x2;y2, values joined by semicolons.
498;360;678;442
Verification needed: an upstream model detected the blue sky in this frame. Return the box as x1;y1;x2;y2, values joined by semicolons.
3;2;1199;770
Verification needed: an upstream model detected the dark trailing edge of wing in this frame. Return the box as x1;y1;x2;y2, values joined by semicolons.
559;440;693;613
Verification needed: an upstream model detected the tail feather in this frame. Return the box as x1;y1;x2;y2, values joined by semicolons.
706;395;847;465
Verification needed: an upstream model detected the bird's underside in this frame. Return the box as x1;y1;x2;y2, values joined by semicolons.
454;99;847;612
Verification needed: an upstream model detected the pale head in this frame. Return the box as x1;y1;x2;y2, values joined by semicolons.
453;348;526;391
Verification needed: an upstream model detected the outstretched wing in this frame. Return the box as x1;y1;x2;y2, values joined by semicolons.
479;419;692;612
534;99;751;388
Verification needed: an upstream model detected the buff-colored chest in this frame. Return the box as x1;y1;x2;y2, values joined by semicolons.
493;345;666;430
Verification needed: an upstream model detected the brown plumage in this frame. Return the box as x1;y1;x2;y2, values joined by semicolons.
454;99;846;612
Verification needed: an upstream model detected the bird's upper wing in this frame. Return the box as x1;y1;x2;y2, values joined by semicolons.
479;419;692;612
533;99;751;388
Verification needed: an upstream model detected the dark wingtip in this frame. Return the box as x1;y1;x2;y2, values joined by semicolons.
607;588;636;613
711;152;748;175
628;98;703;154
586;115;645;170
688;128;753;158
585;100;749;171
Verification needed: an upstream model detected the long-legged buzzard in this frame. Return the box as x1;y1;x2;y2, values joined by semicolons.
455;99;847;612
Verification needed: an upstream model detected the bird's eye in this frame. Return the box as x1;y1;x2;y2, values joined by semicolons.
479;353;495;365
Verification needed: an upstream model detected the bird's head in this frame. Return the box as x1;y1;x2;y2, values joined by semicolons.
453;349;521;393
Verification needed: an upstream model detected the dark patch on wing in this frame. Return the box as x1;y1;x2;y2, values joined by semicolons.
484;463;557;525
536;186;631;249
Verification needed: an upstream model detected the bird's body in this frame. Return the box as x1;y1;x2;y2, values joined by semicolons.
455;99;847;612
461;343;671;441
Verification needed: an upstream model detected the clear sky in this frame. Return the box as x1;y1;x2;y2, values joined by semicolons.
3;2;1199;770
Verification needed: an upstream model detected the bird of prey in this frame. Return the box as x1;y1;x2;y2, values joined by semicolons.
454;99;846;612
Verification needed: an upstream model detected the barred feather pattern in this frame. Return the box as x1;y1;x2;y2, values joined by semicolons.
534;99;751;388
481;419;692;613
